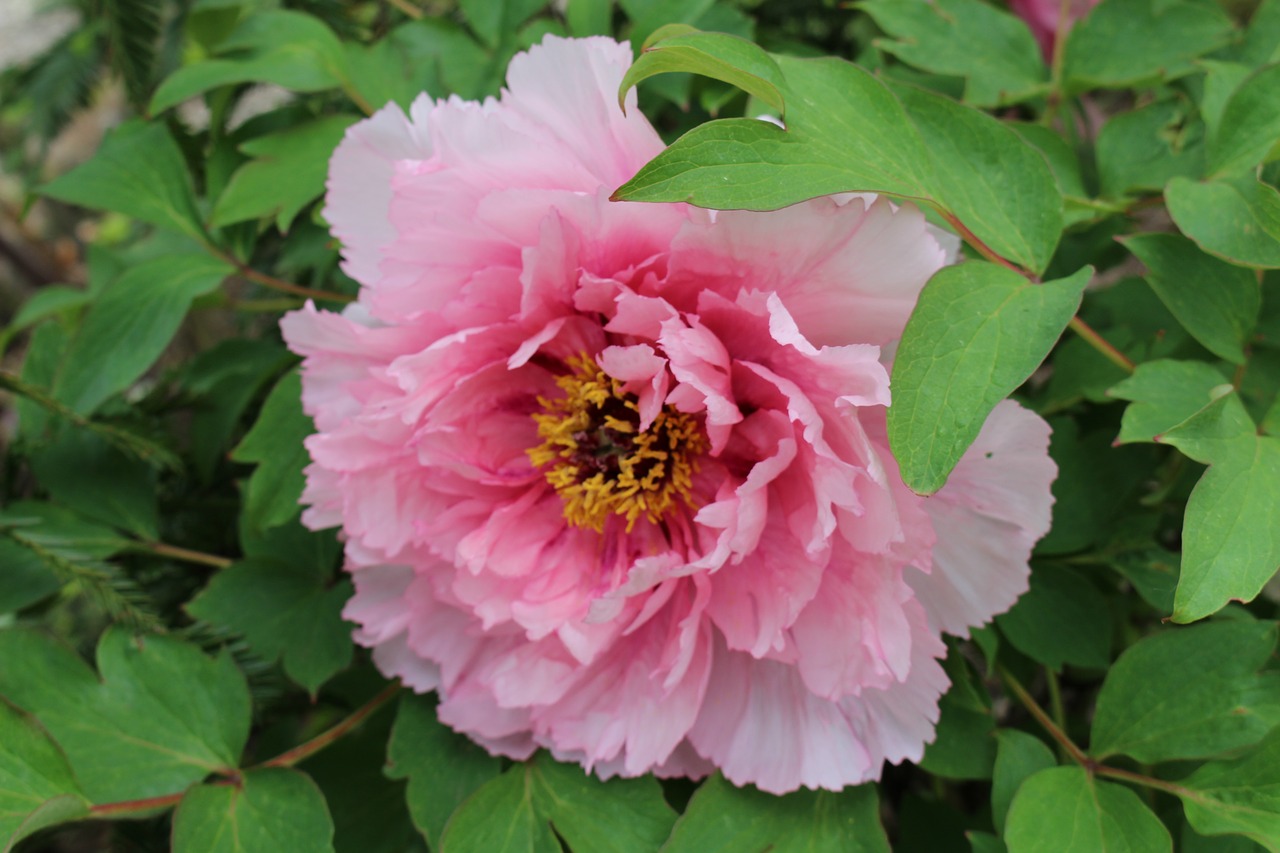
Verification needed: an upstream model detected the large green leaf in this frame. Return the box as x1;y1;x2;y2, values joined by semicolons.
1208;63;1280;178
231;370;311;534
171;769;334;853
30;431;159;540
53;252;232;415
1091;620;1280;763
0;702;89;850
1063;0;1234;90
385;694;501;850
0;628;250;804
212;115;359;232
660;774;889;853
1179;726;1280;851
41;121;205;241
187;559;352;695
857;0;1047;107
614;31;1063;274
151;11;352;113
1122;233;1259;364
439;754;677;853
1166;176;1280;269
1159;395;1280;621
1004;767;1172;852
887;264;1089;494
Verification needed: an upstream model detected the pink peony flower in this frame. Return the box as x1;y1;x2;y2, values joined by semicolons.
1010;0;1101;59
282;35;1056;794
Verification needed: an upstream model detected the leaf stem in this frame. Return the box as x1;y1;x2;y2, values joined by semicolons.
385;0;423;19
1068;316;1135;372
1040;0;1073;125
230;258;354;304
88;791;187;818
999;666;1090;766
936;210;1025;275
133;541;232;569
258;681;402;769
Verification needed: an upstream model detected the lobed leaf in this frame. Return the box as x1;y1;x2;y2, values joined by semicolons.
0;703;89;850
0;628;250;804
1179;726;1280;851
171;768;334;853
439;754;677;853
660;773;889;853
1108;359;1232;445
386;695;502;850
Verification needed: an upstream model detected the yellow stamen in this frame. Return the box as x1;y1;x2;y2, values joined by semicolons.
528;354;706;532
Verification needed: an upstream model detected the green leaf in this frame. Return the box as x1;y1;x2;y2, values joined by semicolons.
1166;176;1280;269
888;264;1089;494
188;559;352;695
40;121;205;241
1063;0;1234;91
0;628;251;804
1004;766;1172;852
150;10;350;113
1091;620;1280;763
619;31;784;115
439;754;677;853
1109;360;1233;444
857;0;1047;107
1179;726;1280;851
1096;100;1206;199
920;653;996;780
0;702;89;850
458;0;544;48
30;431;160;540
385;694;501;850
991;730;1056;835
621;0;717;48
1121;233;1259;363
615;33;1063;274
1209;63;1280;178
996;565;1111;671
1160;397;1280;621
231;370;311;534
172;768;335;853
0;537;60;614
566;0;612;36
1199;61;1254;134
660;773;890;853
212;115;359;232
53;251;233;415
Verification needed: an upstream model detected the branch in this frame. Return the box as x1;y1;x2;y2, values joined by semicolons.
259;681;402;768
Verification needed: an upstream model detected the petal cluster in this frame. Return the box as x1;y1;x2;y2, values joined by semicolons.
283;35;1056;794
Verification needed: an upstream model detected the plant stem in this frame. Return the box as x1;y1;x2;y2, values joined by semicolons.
1041;0;1073;125
999;666;1090;766
231;258;354;304
134;541;233;569
1094;763;1191;798
88;791;188;818
1068;316;1135;372
937;210;1025;275
386;0;423;19
259;681;402;769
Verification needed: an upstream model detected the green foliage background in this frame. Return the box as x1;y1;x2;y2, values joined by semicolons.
1;0;1280;850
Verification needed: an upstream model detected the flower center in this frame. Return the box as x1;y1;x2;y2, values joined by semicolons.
528;354;706;532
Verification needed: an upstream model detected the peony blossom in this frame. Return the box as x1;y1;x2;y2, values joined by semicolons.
282;35;1056;794
1010;0;1101;59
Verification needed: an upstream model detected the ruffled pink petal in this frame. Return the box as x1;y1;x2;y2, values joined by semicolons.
908;400;1056;636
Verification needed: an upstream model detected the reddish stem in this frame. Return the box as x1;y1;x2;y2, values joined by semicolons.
259;681;402;769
